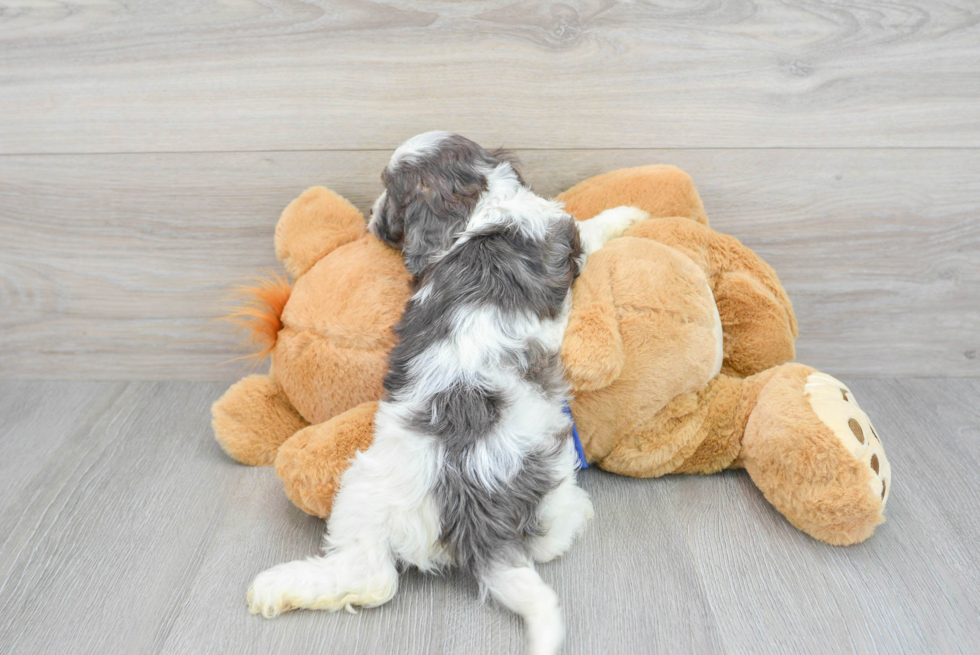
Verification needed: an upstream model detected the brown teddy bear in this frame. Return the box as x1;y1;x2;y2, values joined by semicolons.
213;165;891;546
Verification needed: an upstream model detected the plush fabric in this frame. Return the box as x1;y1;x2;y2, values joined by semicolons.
212;165;891;546
275;400;379;519
212;374;308;466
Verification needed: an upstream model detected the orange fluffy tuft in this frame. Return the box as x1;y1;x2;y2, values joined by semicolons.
223;271;292;359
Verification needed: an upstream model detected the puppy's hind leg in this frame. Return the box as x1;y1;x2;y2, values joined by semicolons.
247;428;415;618
482;563;564;655
247;540;398;618
530;476;594;564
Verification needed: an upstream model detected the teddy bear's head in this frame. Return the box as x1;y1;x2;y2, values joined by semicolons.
233;187;412;427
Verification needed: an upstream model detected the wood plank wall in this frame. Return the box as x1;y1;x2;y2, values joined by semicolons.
1;0;978;379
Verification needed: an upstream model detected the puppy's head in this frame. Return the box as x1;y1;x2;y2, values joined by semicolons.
369;131;521;278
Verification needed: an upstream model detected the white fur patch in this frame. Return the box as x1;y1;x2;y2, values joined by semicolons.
462;163;558;240
484;564;564;655
366;189;387;236
575;205;650;268
388;130;452;169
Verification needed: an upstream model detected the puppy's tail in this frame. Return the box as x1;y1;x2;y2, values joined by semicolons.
481;563;564;655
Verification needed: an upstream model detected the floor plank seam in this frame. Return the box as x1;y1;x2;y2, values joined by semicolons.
0;382;129;564
151;474;247;655
3;146;980;158
667;483;732;655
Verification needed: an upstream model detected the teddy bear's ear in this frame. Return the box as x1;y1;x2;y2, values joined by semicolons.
274;187;366;278
557;165;708;226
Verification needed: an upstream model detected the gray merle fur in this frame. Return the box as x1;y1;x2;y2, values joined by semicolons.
383;218;582;400
508;341;567;400
434;435;568;578
375;133;582;582
408;382;506;451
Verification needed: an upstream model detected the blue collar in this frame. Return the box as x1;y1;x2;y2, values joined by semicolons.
562;402;589;469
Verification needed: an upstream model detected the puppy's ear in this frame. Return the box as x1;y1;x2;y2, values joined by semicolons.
400;171;486;278
489;148;525;186
400;192;466;278
368;190;404;248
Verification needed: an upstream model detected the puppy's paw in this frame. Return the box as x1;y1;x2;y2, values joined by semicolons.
247;560;322;618
531;485;594;563
247;552;399;618
578;206;651;257
599;205;650;241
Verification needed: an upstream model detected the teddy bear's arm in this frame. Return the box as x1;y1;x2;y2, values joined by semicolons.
562;250;625;392
212;374;309;466
557;165;709;226
275;401;379;519
626;217;798;377
274;187;367;278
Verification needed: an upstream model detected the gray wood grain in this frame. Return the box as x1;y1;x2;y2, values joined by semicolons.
0;382;121;509
670;377;980;654
2;149;977;380
2;0;977;652
0;380;977;654
1;0;979;153
0;381;236;654
161;464;725;655
0;381;124;587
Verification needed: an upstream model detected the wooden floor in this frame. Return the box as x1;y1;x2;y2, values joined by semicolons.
0;378;977;654
2;1;980;653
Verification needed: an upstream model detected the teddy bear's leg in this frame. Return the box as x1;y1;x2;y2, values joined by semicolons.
592;372;754;479
738;363;891;545
556;165;709;225
212;374;309;466
274;401;379;518
625;217;798;377
711;272;798;377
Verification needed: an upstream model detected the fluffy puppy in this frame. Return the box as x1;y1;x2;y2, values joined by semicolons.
247;132;648;655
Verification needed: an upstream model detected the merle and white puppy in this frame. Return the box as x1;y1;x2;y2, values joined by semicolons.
247;132;648;655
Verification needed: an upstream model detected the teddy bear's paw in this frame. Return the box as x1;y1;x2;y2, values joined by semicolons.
805;373;891;507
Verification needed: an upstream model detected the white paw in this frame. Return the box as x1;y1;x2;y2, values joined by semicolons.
805;374;891;506
247;552;399;618
531;486;594;563
600;205;650;240
247;560;321;618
